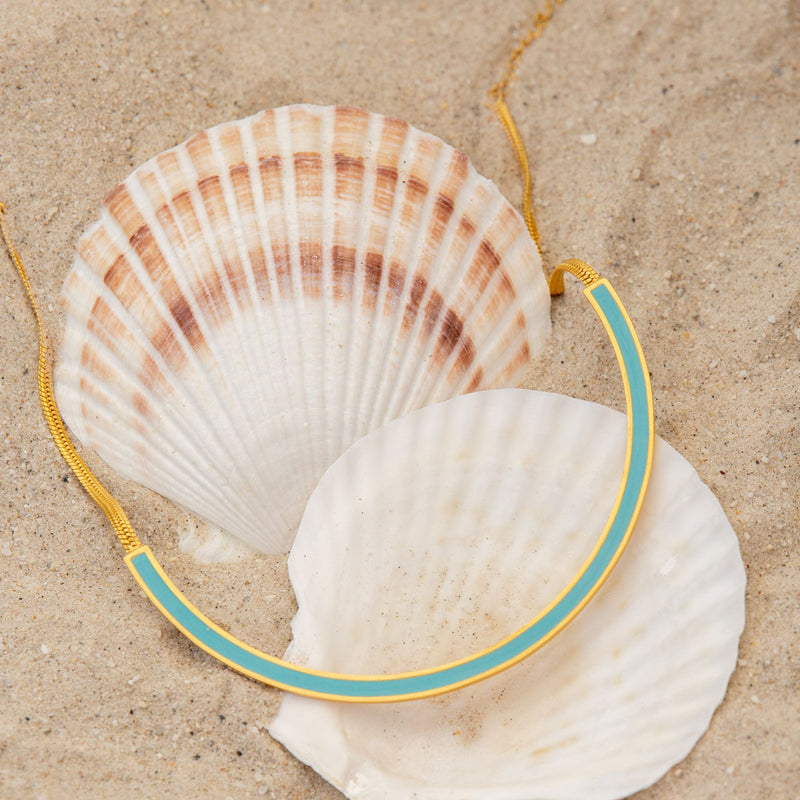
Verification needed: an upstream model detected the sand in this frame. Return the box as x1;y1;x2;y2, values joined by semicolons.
0;0;798;797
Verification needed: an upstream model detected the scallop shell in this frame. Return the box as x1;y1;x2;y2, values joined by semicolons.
55;105;549;554
270;389;746;800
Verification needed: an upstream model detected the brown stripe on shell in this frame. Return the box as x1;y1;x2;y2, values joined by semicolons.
151;290;206;364
80;212;148;306
76;227;183;391
332;245;356;299
403;274;427;329
168;190;199;248
81;334;112;381
405;175;428;204
102;253;134;296
249;109;280;174
171;179;233;325
79;368;111;408
466;366;484;392
373;165;399;217
271;240;293;300
258;154;282;189
494;202;529;246
415;191;453;271
433;193;455;228
227;162;271;301
196;174;225;220
247;245;273;304
392;263;476;372
453;338;476;373
257;152;285;193
146;193;234;343
506;340;532;377
334;153;365;202
94;254;177;374
397;134;443;278
195;172;253;306
150;321;180;368
466;238;502;296
386;262;405;300
365;164;399;267
418;150;468;266
440;149;469;195
365;116;407;257
455;214;476;241
410;130;443;170
294;152;323;195
294;153;324;297
288;106;324;152
250;108;278;149
421;290;444;338
257;155;293;300
139;352;171;394
186;132;223;196
153;196;192;275
79;346;154;435
217;120;247;158
185;130;215;169
85;295;156;379
484;312;532;385
228;163;251;201
153;149;191;215
299;240;324;298
478;271;517;324
128;223;173;287
106;180;183;321
104;183;146;240
196;273;234;329
390;175;429;273
436;308;465;360
332;106;371;160
83;293;178;398
209;164;269;304
219;257;250;307
132;390;150;418
377;116;410;164
75;225;122;283
361;251;383;310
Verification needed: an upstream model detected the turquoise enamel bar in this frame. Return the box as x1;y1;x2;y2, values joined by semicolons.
125;276;655;703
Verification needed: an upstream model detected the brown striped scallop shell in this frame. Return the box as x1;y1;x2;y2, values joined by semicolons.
55;105;550;554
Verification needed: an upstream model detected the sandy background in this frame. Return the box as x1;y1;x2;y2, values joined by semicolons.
0;0;798;798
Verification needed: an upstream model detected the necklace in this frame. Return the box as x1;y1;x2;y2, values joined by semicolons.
0;0;654;702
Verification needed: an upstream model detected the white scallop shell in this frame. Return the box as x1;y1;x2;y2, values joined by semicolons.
270;389;745;800
55;105;549;554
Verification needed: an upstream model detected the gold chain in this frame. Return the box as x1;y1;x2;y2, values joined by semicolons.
0;205;141;553
548;258;600;295
489;0;563;263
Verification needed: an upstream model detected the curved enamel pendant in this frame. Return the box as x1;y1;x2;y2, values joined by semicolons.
124;268;655;701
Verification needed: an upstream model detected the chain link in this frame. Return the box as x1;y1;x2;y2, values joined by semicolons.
0;204;141;554
489;1;564;259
